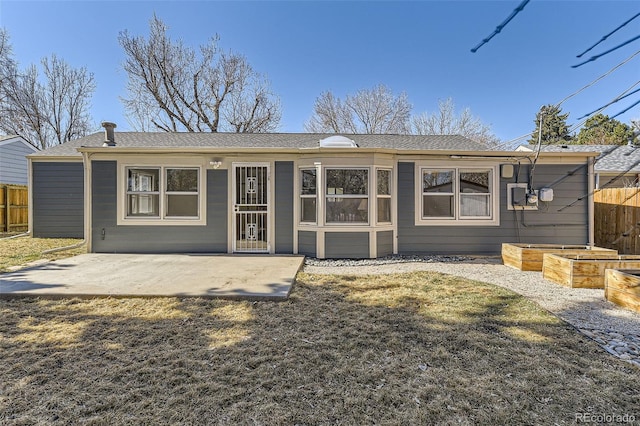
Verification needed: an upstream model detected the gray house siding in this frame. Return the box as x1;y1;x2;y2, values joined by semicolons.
91;161;227;253
0;141;36;185
32;161;84;238
298;231;316;257
274;161;294;253
397;161;590;255
377;231;394;257
325;232;369;259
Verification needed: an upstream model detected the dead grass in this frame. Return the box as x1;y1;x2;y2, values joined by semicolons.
0;236;86;272
1;271;638;425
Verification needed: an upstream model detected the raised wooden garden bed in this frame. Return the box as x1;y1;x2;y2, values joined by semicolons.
501;243;617;271
542;253;640;289
605;269;640;313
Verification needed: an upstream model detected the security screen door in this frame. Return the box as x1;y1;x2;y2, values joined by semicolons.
233;164;269;253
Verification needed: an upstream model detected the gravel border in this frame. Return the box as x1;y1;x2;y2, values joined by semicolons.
303;256;640;367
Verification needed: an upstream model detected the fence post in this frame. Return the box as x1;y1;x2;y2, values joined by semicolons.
3;185;8;233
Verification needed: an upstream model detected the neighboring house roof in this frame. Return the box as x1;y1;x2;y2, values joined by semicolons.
30;132;489;157
517;144;640;173
593;145;640;173
0;135;39;152
0;135;39;185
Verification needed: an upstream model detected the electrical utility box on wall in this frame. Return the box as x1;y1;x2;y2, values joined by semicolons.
507;183;538;210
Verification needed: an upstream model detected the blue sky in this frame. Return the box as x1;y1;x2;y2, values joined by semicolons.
1;0;638;145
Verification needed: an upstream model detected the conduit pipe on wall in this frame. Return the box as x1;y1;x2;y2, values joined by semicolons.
0;231;30;240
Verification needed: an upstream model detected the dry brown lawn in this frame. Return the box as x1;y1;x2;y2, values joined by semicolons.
0;236;86;272
0;271;638;425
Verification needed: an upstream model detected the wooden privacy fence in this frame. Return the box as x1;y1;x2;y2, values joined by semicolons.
0;184;28;233
594;188;640;254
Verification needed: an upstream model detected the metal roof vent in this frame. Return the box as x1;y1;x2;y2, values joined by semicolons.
102;122;117;147
319;135;357;148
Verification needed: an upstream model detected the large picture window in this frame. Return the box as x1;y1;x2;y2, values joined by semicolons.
421;167;494;223
325;168;368;224
125;166;200;220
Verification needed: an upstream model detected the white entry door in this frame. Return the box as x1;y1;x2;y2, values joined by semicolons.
233;164;270;253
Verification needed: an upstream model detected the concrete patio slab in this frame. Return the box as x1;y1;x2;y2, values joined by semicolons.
0;254;304;300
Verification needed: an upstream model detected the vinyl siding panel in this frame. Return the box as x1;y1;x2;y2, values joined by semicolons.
274;161;294;253
325;232;369;259
91;161;227;253
397;161;590;255
298;231;316;257
0;141;35;185
32;161;84;238
377;230;394;257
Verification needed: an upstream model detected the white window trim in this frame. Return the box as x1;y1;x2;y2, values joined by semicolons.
118;162;207;226
324;167;370;226
415;164;499;226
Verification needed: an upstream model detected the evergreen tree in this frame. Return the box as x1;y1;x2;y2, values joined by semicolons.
575;113;636;145
528;105;571;145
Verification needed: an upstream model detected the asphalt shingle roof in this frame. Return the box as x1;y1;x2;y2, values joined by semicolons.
31;132;488;157
529;144;640;173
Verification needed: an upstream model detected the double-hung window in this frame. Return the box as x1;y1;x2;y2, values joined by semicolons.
125;166;200;221
420;167;495;224
127;168;160;217
377;169;392;223
325;168;368;224
300;168;317;223
165;168;199;217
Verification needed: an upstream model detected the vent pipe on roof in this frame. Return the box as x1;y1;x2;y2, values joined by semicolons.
102;122;117;147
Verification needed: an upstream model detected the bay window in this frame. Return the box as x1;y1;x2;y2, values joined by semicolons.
300;168;317;223
325;169;369;224
377;169;392;223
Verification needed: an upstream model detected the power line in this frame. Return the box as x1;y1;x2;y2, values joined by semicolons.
576;12;640;58
578;84;640;119
572;34;640;68
470;0;530;53
610;97;640;121
556;50;640;108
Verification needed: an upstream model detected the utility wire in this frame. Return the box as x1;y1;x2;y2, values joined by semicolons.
558;154;640;212
578;84;640;119
497;52;640;150
557;50;640;107
610;97;640;121
470;0;530;53
576;12;640;58
572;34;640;68
570;80;640;131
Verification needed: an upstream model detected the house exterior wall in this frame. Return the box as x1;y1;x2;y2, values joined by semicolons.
274;161;294;253
1;140;36;185
32;161;84;238
298;231;317;257
397;161;590;255
376;230;394;257
91;160;227;253
324;232;370;259
29;146;593;258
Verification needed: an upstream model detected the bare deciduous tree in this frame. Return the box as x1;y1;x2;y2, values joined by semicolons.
119;15;281;133
305;85;411;134
0;29;95;149
411;98;500;148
